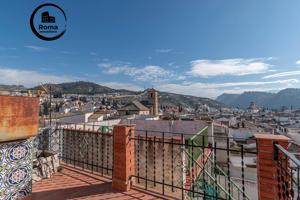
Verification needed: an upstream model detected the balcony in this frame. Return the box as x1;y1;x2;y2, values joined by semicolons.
30;123;300;200
0;97;298;199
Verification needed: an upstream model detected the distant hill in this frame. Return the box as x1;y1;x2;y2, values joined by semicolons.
216;88;300;109
32;81;137;95
216;93;240;106
0;81;223;109
7;81;222;109
0;84;25;91
157;91;223;110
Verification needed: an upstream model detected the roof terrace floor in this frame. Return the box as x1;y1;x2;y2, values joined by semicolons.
32;165;173;200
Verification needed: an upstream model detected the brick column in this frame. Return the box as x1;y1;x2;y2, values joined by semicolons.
112;124;135;191
255;134;289;200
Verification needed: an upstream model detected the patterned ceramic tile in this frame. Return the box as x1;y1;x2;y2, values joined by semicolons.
0;139;32;200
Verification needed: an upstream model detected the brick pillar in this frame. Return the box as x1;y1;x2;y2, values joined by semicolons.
255;134;289;200
112;124;135;191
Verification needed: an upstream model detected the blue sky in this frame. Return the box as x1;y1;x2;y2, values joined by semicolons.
1;0;300;98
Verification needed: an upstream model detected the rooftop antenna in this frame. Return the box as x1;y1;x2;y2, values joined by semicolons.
39;82;49;94
40;82;52;127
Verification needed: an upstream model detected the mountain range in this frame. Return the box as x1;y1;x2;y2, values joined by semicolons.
32;81;137;95
3;82;300;110
217;88;300;109
0;81;223;109
36;81;223;109
0;84;25;91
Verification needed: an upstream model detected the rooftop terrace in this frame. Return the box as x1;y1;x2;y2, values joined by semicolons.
33;165;173;200
28;123;300;200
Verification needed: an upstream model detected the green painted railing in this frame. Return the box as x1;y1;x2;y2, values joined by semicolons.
187;127;208;171
97;125;113;133
185;147;251;200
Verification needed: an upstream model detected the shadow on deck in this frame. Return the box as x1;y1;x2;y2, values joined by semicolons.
32;165;176;200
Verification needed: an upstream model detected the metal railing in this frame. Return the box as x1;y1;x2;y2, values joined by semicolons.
35;123;114;178
130;129;257;200
274;143;300;200
35;122;300;200
184;142;251;200
36;123;258;199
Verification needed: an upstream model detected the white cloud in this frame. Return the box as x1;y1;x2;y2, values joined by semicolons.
25;45;48;52
296;60;300;65
202;79;298;88
156;49;173;53
189;58;271;77
99;82;143;91
158;79;299;98
90;52;97;56
0;67;73;87
98;63;185;82
263;70;300;79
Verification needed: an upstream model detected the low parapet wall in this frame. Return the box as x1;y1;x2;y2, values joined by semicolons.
0;96;39;199
0;96;39;142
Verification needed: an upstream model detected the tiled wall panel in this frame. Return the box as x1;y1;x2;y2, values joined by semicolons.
0;139;32;200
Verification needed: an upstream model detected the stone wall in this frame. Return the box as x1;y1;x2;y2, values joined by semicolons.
32;150;60;182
